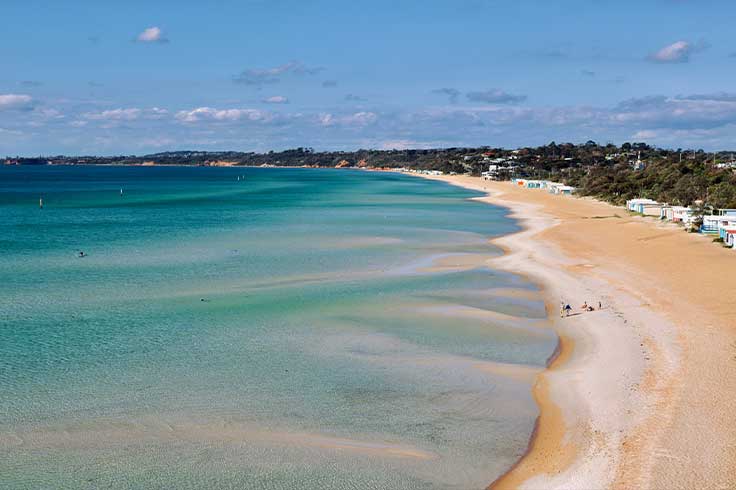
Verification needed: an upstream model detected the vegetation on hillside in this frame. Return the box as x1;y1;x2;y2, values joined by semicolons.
6;141;736;209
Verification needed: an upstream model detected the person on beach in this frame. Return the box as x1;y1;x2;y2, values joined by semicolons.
582;301;588;310
565;304;572;316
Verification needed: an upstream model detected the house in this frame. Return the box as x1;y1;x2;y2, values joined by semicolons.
630;151;646;171
481;164;515;180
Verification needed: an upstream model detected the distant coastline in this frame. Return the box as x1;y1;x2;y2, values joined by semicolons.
6;141;736;214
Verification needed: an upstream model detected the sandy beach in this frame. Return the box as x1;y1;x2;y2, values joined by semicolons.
417;175;736;490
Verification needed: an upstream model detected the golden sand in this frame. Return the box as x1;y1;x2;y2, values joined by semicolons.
418;175;736;490
490;333;577;490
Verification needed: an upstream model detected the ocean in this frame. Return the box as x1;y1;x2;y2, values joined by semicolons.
0;165;557;489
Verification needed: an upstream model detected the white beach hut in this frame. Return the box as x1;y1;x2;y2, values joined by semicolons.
702;215;736;234
626;198;662;216
726;229;736;248
555;185;575;195
672;206;694;223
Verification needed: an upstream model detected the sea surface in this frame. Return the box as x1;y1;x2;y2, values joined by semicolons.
0;166;557;489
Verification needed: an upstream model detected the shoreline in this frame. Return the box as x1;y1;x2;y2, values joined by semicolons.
417;175;736;490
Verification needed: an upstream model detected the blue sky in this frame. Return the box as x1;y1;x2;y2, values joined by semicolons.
2;0;736;155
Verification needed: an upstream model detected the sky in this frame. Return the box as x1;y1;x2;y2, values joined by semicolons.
2;0;736;155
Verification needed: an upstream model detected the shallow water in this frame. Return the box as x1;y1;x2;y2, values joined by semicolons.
0;166;556;489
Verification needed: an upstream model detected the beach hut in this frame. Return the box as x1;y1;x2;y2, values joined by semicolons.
625;198;662;215
546;182;573;195
626;198;648;212
524;180;545;189
727;230;736;248
672;206;694;223
719;225;735;242
702;215;736;234
639;202;664;216
659;205;692;222
626;198;653;212
718;226;736;247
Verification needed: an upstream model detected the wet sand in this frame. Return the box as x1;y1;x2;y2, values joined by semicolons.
418;175;736;490
0;420;438;460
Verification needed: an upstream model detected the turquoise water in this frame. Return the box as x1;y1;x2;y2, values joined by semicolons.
0;166;556;489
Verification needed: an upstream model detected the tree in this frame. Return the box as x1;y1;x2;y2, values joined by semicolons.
708;181;736;209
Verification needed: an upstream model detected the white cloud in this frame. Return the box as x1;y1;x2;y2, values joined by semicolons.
148;107;169;119
84;108;142;121
12;89;736;155
318;111;378;127
380;139;436;150
175;107;272;123
344;111;377;126
136;26;168;43
611;94;736;129
0;94;33;110
80;107;168;125
632;129;659;139
647;40;707;63
317;113;335;126
263;95;289;104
